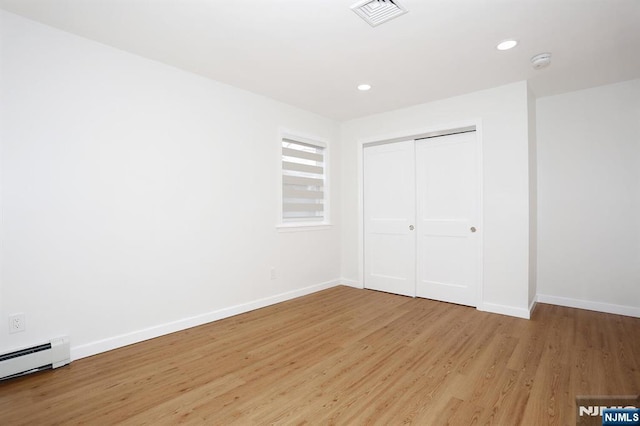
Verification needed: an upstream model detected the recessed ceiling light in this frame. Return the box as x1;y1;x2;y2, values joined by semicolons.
496;40;518;51
358;84;372;91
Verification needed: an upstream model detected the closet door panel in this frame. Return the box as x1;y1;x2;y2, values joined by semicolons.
415;132;479;306
363;141;416;297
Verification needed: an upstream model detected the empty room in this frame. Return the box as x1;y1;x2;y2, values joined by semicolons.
0;0;638;424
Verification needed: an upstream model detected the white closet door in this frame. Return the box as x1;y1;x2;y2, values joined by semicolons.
415;132;479;306
363;141;416;297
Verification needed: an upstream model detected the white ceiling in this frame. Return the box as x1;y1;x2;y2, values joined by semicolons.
1;0;638;120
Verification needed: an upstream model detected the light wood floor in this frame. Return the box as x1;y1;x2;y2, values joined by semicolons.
1;286;638;425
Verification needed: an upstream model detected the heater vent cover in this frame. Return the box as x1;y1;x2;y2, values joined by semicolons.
0;336;70;381
351;0;408;27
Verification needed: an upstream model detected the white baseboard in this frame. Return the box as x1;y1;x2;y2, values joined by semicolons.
340;278;362;289
478;302;531;319
536;294;640;318
71;279;342;361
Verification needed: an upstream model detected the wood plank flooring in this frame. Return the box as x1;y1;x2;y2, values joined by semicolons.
1;286;638;425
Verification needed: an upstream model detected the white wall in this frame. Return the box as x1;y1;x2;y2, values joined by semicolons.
536;79;640;316
0;11;341;358
527;85;538;308
340;82;533;318
3;12;635;365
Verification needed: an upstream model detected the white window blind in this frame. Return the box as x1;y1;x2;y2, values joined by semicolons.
282;137;325;222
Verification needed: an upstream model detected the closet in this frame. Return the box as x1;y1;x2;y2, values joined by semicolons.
363;130;480;306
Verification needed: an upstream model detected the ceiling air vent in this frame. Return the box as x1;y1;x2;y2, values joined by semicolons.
351;0;408;27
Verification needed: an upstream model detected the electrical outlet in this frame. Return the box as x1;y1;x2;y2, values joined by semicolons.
9;314;26;334
270;267;277;280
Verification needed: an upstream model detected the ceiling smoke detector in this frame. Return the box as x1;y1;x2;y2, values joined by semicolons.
531;53;552;70
351;0;408;27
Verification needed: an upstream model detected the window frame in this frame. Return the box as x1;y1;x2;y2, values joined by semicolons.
277;130;331;231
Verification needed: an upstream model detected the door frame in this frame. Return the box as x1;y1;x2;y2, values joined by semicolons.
357;119;484;308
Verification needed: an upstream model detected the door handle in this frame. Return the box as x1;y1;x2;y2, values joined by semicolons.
470;226;477;233
409;225;414;231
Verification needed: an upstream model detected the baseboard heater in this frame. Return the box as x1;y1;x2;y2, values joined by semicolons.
0;336;70;381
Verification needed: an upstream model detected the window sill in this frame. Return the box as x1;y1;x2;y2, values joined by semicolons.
276;223;332;233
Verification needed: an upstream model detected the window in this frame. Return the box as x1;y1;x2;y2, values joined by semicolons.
280;135;328;227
